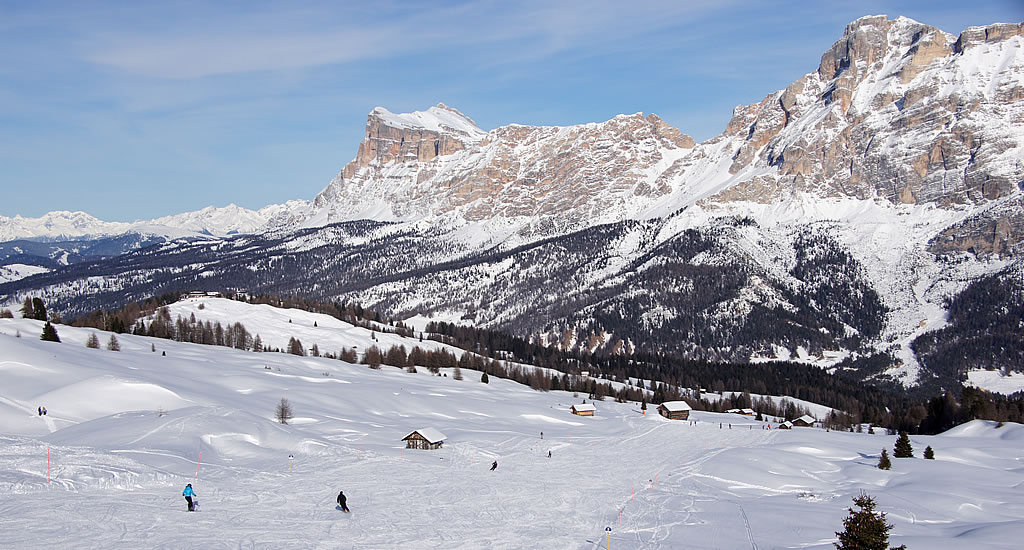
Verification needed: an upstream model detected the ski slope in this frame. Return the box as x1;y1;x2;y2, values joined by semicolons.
0;299;1022;549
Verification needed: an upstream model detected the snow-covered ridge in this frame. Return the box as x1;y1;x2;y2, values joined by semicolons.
0;201;310;242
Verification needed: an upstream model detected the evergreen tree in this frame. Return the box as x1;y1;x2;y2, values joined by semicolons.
40;322;60;342
923;446;934;459
86;333;101;349
32;298;47;321
107;334;121;351
481;372;489;384
21;297;34;319
893;431;913;458
877;448;891;470
275;398;293;424
453;365;463;380
834;492;905;550
253;334;263;352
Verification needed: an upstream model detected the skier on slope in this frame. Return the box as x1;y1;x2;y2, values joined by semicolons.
337;490;350;512
182;483;197;512
490;460;498;471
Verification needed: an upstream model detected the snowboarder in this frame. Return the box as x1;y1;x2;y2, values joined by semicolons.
547;450;552;458
490;460;498;471
38;407;42;416
540;431;544;439
337;490;349;512
182;483;196;512
42;407;47;415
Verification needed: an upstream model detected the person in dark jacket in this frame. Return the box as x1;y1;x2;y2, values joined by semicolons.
182;483;196;511
490;460;498;471
337;490;349;512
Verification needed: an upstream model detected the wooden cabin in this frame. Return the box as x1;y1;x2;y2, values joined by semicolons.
402;428;447;450
791;415;816;427
779;421;793;430
657;400;691;420
571;403;596;416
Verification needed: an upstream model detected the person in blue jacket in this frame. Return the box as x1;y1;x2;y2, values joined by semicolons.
183;483;197;511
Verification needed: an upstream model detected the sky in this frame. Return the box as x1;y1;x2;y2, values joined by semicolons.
1;1;1022;222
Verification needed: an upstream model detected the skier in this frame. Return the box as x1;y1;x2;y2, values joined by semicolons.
490;460;498;471
38;407;42;416
547;450;552;458
337;490;350;513
182;483;196;512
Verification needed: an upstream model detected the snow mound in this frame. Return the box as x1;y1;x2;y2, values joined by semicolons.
941;419;1024;441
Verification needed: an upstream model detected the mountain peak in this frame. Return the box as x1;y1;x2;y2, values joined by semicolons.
368;104;485;139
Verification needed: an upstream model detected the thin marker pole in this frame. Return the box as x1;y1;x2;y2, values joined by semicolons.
195;451;202;480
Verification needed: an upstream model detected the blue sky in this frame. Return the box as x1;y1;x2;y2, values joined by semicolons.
2;1;1021;222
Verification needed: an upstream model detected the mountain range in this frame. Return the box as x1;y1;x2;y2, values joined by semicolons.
2;15;1022;389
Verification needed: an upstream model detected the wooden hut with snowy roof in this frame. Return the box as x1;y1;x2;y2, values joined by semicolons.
571;403;596;416
657;400;691;420
402;428;447;450
791;415;816;427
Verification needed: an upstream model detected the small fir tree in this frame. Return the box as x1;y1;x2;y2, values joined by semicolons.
834;492;906;550
453;366;463;380
481;372;489;384
21;297;34;319
32;297;47;321
877;448;891;470
893;431;913;458
40;322;60;342
923;445;934;459
275;398;293;424
86;333;101;349
107;334;121;351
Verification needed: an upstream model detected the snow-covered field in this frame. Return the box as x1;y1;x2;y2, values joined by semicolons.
1;299;1022;549
967;369;1024;396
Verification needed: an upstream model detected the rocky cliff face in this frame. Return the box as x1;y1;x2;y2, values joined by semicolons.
716;16;1023;209
301;16;1023;255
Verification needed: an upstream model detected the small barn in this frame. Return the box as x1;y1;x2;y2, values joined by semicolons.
402;428;447;450
657;400;691;420
791;415;816;427
571;403;596;416
779;421;793;430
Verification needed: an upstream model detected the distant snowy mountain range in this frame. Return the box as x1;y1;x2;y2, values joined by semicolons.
2;15;1022;388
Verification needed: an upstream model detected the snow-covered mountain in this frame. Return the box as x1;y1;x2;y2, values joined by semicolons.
0;202;309;243
3;16;1022;387
1;298;1023;549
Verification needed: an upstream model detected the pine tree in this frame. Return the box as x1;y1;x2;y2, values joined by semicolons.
453;365;463;380
481;372;489;384
86;333;101;349
21;297;34;319
32;298;47;321
40;322;60;342
893;431;913;458
834;492;905;550
923;445;934;459
877;448;891;470
275;398;293;424
107;334;121;351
